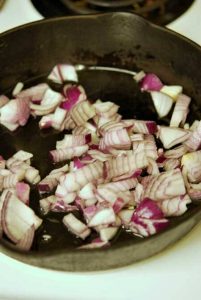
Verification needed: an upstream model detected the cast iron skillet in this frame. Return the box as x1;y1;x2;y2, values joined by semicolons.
0;12;201;272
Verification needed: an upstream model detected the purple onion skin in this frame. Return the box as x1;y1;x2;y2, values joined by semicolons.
38;184;51;193
146;121;158;134
73;157;85;169
156;155;166;164
154;219;169;233
61;86;81;111
134;198;165;220
85;134;92;144
140;73;163;91
89;144;99;150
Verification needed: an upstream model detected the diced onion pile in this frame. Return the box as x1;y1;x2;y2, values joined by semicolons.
0;64;201;251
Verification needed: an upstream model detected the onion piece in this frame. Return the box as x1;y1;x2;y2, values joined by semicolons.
30;88;63;116
105;151;148;180
99;227;119;242
130;198;169;237
63;213;91;239
61;84;86;111
98;177;137;193
181;151;201;183
140;73;163;91
25;167;41;184
70;101;96;126
88;207;116;227
133;136;158;160
12;82;24;97
150;91;173;118
1;191;42;243
184;120;201;151
78;183;96;200
147;158;160;175
63;112;76;130
0;95;9;108
13;150;33;161
0;98;30;129
144;169;186;201
40;195;57;215
93;101;119;118
158;126;190;149
50;144;89;163
170;94;191;127
62;161;104;193
164;145;187;159
163;158;180;171
48;64;78;84
0;156;6;170
87;149;112;162
51;199;78;213
15;225;35;251
99;128;131;151
160;85;182;101
56;134;90;149
16;83;48;102
38;164;68;193
118;209;134;225
132;119;157;135
157;194;191;217
133;70;146;82
16;182;30;205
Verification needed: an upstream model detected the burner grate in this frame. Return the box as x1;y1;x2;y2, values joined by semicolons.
31;0;195;25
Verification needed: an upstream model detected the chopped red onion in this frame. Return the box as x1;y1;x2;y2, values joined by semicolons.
0;66;200;251
62;161;104;192
40;195;57;215
16;182;30;205
15;225;35;251
184;121;201;151
93;101;119;118
88;207;116;227
163;158;180;171
100;227;119;242
140;73;163;91
56;133;91;149
160;85;183;100
48;64;78;84
63;213;91;239
0;98;30;130
157;194;191;217
38;164;68;193
144;169;186;201
132;119;157;135
0;95;9;108
158;126;190;149
151;91;173;118
105;151;148;180
50;145;89;163
99;128;131;151
12;82;24;97
170;94;191;127
61;84;86;111
130;198;169;237
181;151;201;183
16;83;48;102
1;191;42;243
70;101;96;126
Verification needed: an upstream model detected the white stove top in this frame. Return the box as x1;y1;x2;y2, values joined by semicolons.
0;1;201;300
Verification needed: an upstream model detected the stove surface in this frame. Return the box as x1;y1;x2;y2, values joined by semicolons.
31;0;195;25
